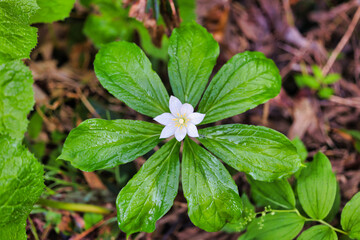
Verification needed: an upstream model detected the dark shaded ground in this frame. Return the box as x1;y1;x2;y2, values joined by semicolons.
26;0;360;239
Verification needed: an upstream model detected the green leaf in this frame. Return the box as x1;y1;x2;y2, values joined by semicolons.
0;0;38;63
84;213;103;230
312;65;323;80
178;0;196;23
28;112;43;139
239;212;305;240
355;141;360;153
295;75;320;89
222;193;255;233
298;225;338;240
323;73;341;84
182;137;243;232
247;176;295;210
294;75;306;88
291;137;308;162
116;139;180;234
134;21;169;61
83;14;133;48
341;129;360;141
324;182;341;223
30;0;75;23
58;119;163;171
94;41;169;118
297;152;337;220
198;51;281;124
341;192;360;239
168;22;219;106
0;60;35;140
0;219;27;240
198;124;301;181
0;135;44;229
318;87;334;99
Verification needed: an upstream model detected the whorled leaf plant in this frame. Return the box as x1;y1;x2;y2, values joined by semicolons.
59;22;302;235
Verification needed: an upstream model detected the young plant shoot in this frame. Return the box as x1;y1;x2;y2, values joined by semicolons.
241;151;360;240
59;22;302;235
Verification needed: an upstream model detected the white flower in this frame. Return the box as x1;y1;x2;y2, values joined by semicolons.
154;96;206;142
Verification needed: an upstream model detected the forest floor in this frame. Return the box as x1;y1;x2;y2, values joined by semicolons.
27;0;360;239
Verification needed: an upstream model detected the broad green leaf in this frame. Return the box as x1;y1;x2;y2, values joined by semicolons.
198;51;281;124
83;14;133;48
298;225;338;240
94;41;169;117
297;152;337;220
0;0;38;63
0;219;27;240
238;212;305;240
0;135;44;229
0;60;35;140
182;137;243;232
223;193;256;233
198;124;301;181
168;22;219;106
247;176;295;210
116;139;180;234
291;137;308;162
58;119;163;171
341;192;360;239
318;87;334;99
292;137;308;178
323;73;341;84
178;0;196;23
30;0;75;23
324;182;341;223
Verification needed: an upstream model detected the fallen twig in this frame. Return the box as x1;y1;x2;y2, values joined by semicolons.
322;6;360;76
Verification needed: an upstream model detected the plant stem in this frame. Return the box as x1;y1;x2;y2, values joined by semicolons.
28;216;40;240
308;219;349;236
37;198;111;214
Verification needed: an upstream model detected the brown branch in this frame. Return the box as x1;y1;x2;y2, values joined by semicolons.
70;212;117;240
322;6;360;76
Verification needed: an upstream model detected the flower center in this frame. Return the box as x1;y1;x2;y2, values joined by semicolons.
173;114;189;128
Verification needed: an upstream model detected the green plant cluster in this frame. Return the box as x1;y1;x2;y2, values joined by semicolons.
295;65;341;99
239;148;360;240
0;0;75;238
59;22;302;235
81;0;196;60
1;1;356;239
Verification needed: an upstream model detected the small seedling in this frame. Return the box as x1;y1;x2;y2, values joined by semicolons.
295;65;341;99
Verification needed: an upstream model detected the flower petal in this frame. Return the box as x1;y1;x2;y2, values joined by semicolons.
181;103;194;116
186;123;199;138
154;113;174;126
188;113;206;125
175;127;187;141
169;96;182;116
160;123;176;139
